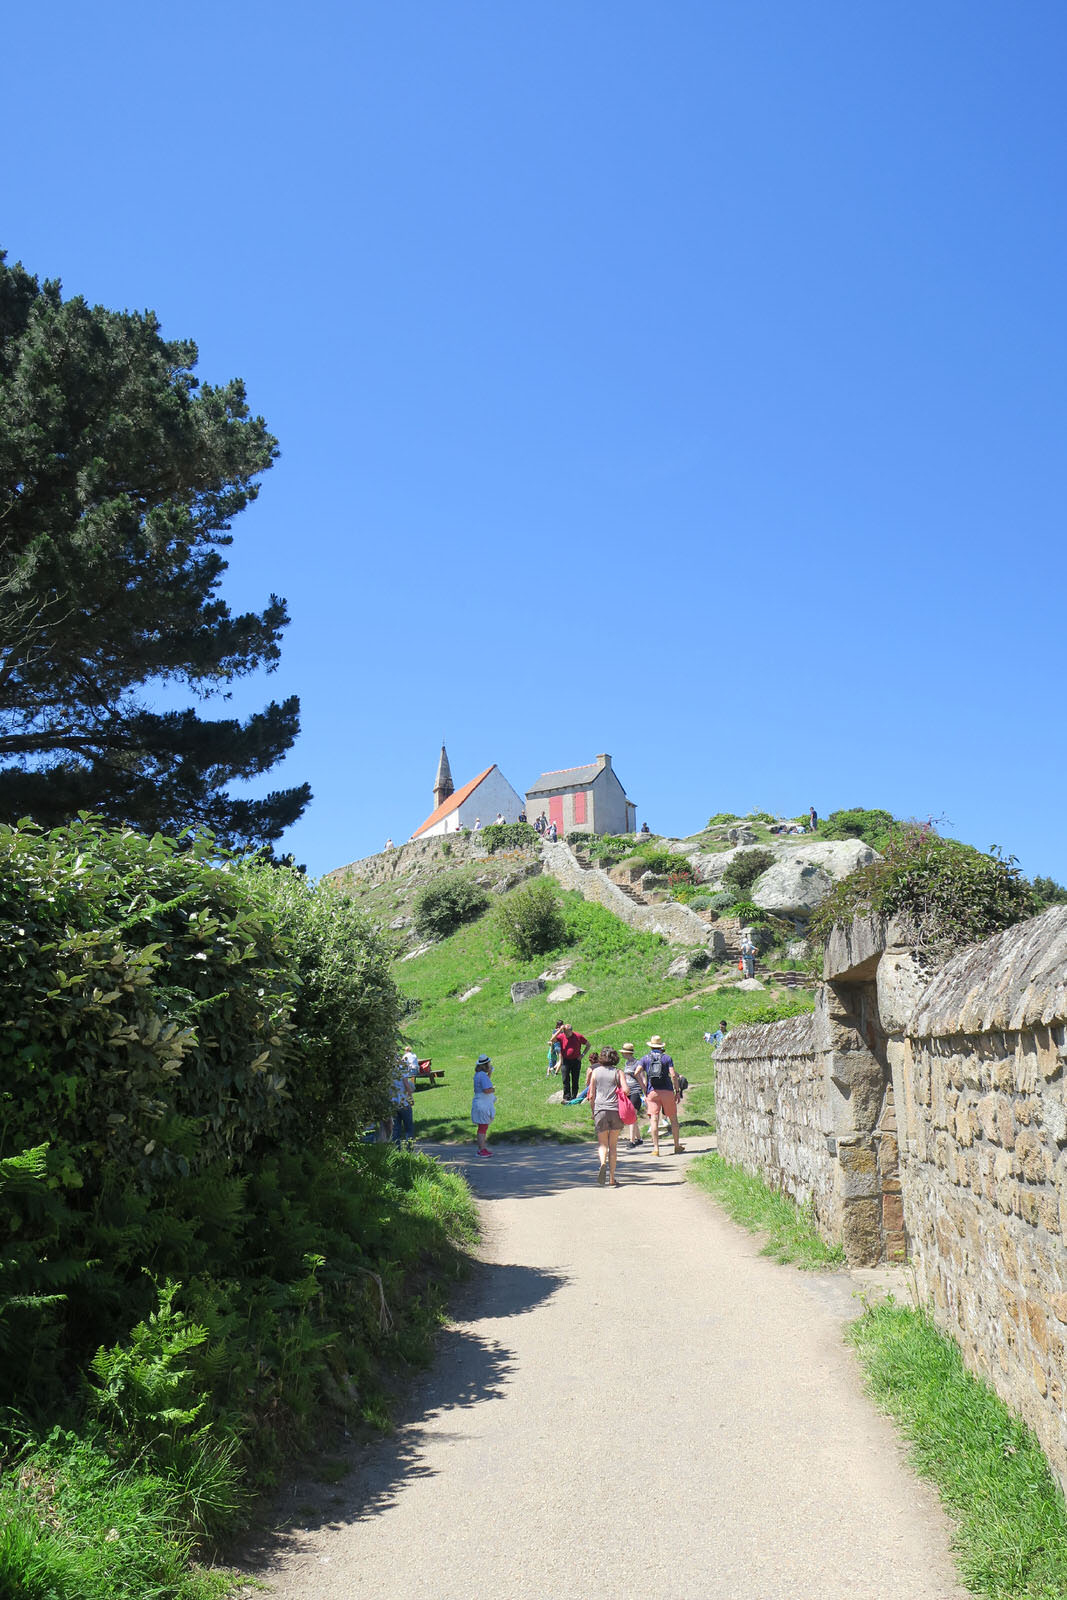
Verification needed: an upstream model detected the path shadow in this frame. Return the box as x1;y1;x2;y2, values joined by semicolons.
233;1258;566;1572
420;1138;716;1200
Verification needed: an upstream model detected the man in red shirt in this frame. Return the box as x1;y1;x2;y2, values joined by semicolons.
553;1023;589;1104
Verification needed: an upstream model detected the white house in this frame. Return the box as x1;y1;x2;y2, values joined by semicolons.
410;745;525;839
526;753;636;836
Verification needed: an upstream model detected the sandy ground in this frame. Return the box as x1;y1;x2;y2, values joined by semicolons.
233;1137;966;1600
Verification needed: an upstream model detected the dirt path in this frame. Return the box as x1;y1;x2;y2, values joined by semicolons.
241;1140;966;1600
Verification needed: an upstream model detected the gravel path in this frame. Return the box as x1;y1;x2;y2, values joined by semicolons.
240;1139;966;1600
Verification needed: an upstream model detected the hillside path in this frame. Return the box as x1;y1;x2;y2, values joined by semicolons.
244;1140;966;1600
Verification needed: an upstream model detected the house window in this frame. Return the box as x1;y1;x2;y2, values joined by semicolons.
549;796;564;832
573;789;587;825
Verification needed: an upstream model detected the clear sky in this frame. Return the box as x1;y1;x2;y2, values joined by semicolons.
5;3;1065;880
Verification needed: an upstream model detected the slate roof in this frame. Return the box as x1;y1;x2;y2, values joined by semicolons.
527;762;603;796
411;765;496;838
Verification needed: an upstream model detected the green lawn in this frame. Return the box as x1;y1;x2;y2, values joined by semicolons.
397;892;813;1144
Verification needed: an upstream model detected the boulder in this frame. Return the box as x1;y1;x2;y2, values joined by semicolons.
546;1089;565;1105
667;950;712;979
510;979;546;1004
389;914;412;930
539;958;575;982
457;985;482;1003
547;981;585;1003
786;939;809;962
734;977;766;991
751;840;881;918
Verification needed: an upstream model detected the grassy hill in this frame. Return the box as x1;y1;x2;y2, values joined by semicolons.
392;891;813;1144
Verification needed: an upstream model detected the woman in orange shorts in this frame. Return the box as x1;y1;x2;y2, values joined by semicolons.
638;1035;685;1156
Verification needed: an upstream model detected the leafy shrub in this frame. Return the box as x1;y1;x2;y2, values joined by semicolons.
239;863;401;1149
722;899;768;924
440;840;452;858
496;881;566;960
707;890;736;912
480;822;539;855
1032;875;1067;908
413;873;490;938
687;893;713;911
706;813;738;827
722;847;775;898
808;829;1037;962
746;812;776;825
820;808;899;851
636;849;692;877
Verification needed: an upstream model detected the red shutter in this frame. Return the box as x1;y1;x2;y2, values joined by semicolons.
573;789;587;825
549;796;564;830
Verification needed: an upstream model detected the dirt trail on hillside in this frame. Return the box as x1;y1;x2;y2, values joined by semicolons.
240;1141;965;1600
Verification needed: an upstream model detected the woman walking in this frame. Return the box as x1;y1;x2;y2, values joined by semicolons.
587;1045;626;1186
471;1053;496;1157
638;1035;685;1157
619;1043;645;1148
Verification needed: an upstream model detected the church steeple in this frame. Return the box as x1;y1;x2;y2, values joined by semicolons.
433;743;454;809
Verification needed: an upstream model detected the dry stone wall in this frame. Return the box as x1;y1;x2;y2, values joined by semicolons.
710;903;1067;1496
898;907;1067;1496
715;1015;834;1229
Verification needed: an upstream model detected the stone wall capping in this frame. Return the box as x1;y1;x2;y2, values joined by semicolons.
909;906;1067;1038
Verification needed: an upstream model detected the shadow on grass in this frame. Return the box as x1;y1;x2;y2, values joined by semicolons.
236;1260;564;1560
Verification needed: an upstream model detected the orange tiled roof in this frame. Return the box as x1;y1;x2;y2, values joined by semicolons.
411;766;496;838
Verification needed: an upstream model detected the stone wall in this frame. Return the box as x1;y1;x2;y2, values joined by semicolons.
325;831;537;891
710;902;1067;1496
897;907;1067;1496
715;1015;834;1230
539;839;725;951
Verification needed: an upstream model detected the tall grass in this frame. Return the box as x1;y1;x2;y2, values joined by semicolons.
849;1302;1067;1599
687;1153;844;1268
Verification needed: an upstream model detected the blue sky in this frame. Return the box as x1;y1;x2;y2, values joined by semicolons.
5;3;1065;879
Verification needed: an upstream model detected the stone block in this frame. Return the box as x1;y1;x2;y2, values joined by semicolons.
547;982;585;1003
883;1192;905;1233
841;1198;883;1266
510;979;545;1003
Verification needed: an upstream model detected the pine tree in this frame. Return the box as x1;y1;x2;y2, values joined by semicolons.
0;253;310;847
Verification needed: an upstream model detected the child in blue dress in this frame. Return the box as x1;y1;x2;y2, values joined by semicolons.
471;1053;496;1157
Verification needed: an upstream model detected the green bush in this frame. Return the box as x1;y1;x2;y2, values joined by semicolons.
722;847;775;898
809;830;1037;961
480;822;540;855
820;808;899;851
706;813;738;827
706;890;736;912
413;873;490;938
1032;874;1067;908
238;863;401;1150
722;900;768;924
635;849;692;878
496;880;566;960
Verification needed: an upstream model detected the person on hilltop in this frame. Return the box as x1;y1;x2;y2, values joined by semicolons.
809;805;818;833
619;1042;645;1148
518;807;527;823
639;821;651;835
553;1021;589;1104
547;819;558;843
494;812;505;825
638;1035;685;1157
471;1054;496;1157
586;1045;626;1186
740;931;757;979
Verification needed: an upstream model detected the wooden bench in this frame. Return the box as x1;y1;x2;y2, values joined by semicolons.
413;1057;445;1089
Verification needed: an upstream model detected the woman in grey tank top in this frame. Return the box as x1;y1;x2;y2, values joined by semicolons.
586;1045;625;1186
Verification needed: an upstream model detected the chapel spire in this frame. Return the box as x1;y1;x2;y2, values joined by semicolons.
433;743;454;809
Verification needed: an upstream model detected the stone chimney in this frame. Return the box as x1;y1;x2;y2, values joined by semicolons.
596;753;611;770
433;744;454;809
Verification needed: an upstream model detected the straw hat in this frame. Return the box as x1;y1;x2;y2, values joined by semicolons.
647;1035;666;1049
620;1042;636;1056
